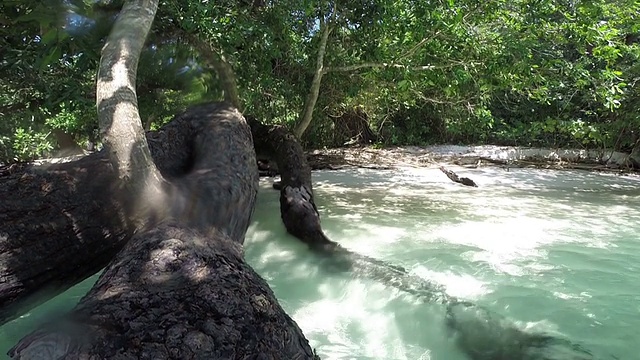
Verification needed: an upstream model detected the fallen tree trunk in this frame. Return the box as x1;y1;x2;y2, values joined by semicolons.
11;224;316;359
0;105;203;325
0;154;127;325
9;103;318;359
0;104;272;325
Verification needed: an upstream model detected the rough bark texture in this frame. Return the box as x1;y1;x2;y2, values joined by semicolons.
11;224;316;359
248;118;336;251
0;156;127;325
0;103;249;325
9;103;318;359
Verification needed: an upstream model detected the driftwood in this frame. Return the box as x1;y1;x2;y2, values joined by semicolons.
439;166;478;187
5;103;317;359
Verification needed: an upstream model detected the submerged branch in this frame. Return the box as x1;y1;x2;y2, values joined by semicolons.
439;166;478;187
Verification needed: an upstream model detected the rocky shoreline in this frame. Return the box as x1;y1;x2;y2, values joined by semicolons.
305;145;640;175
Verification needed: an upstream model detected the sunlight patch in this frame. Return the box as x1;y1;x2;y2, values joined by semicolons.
294;280;411;360
410;267;490;300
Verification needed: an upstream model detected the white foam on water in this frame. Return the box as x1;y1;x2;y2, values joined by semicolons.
293;280;413;360
3;166;640;359
430;217;559;276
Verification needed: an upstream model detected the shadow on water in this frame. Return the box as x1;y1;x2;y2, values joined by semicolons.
248;218;598;359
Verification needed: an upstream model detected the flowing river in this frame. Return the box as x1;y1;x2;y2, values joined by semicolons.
1;167;639;359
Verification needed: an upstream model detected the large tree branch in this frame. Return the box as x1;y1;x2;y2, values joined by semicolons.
249;118;335;249
0;104;221;325
96;0;163;207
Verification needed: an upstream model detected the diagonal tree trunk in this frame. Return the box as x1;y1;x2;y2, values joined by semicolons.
293;15;331;139
96;0;165;227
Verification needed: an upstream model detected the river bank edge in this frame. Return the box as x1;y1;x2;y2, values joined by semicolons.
304;145;640;176
3;144;638;177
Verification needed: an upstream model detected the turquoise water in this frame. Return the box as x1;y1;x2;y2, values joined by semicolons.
2;167;639;359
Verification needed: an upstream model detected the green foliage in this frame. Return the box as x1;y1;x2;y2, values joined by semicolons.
1;0;638;161
10;128;54;162
0;0;206;163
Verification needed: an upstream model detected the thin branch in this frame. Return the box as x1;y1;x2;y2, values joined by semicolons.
294;14;332;138
324;61;479;74
394;29;444;61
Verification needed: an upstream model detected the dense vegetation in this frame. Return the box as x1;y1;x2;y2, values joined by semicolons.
1;0;638;163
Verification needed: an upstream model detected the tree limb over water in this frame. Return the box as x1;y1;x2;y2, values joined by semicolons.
247;120;594;359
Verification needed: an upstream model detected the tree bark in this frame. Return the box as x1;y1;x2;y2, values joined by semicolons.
96;0;164;212
248;118;336;250
9;104;317;359
0;0;184;324
0;156;126;325
10;223;316;359
0;103;246;325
